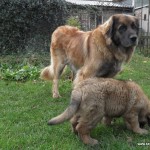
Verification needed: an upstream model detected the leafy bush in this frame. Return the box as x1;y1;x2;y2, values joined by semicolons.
0;63;40;81
66;16;81;29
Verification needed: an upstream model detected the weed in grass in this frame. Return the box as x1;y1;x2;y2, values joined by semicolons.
0;62;40;82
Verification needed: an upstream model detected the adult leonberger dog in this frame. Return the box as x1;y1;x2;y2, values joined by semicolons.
40;14;139;98
48;78;150;145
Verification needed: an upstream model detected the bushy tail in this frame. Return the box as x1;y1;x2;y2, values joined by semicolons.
40;66;54;80
48;90;82;125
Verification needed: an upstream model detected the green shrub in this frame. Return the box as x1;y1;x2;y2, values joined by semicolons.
66;16;81;29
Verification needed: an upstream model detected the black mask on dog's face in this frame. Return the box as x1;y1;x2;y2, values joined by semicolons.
107;14;139;48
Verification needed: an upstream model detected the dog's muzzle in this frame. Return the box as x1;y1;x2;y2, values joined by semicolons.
130;35;138;44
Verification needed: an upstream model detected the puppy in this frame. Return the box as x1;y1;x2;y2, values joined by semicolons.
40;14;139;98
48;78;150;145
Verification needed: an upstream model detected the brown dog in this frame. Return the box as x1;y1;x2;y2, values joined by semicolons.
48;78;150;145
40;14;139;98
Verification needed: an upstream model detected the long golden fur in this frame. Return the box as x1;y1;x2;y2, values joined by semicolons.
48;78;150;145
40;14;139;98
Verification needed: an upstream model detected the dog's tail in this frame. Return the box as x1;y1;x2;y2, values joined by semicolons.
40;65;54;80
48;90;82;125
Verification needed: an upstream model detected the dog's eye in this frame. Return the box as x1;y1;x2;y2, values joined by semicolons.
119;25;127;32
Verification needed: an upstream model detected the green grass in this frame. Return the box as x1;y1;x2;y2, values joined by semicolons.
0;53;150;150
117;54;150;95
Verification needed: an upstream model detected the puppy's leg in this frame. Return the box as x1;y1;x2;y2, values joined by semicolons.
124;114;148;134
76;123;98;145
102;116;113;125
124;119;132;130
76;113;104;145
70;115;79;134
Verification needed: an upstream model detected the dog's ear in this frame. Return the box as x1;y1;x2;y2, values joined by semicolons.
103;15;116;45
105;15;115;38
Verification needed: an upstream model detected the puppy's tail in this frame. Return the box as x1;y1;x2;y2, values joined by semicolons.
48;90;82;125
40;65;54;80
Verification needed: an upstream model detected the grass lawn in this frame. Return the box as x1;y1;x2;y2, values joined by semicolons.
0;54;150;150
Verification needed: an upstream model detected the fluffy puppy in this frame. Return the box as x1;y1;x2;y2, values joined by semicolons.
48;78;150;145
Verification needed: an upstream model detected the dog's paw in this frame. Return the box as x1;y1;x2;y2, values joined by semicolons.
53;93;61;98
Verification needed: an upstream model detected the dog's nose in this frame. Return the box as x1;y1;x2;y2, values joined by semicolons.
130;35;137;43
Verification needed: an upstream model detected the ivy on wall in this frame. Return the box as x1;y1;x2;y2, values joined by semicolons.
0;0;68;54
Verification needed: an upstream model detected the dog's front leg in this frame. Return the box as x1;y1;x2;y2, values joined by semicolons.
73;65;97;85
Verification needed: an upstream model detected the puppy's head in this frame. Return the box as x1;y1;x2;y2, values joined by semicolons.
104;14;139;48
146;101;150;127
147;113;150;127
139;113;150;128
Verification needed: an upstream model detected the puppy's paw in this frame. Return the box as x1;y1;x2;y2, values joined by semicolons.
134;128;148;135
84;138;99;145
90;139;99;145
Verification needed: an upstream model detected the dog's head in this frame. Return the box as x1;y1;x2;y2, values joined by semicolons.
104;14;139;48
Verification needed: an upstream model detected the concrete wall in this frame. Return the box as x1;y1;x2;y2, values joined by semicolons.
135;6;150;34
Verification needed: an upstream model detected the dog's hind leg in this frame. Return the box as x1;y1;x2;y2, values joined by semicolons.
51;49;66;98
52;61;66;98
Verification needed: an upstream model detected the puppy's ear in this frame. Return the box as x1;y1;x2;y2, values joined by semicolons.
147;114;150;127
139;121;146;128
